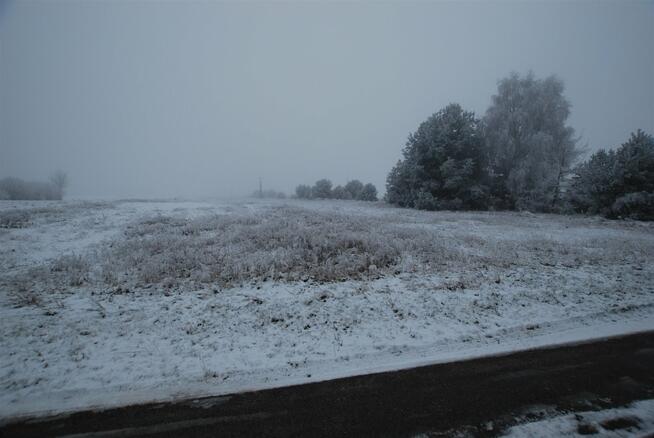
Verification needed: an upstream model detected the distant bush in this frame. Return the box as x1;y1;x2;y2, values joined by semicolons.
0;176;64;200
344;180;364;200
359;183;378;201
295;179;378;201
611;192;654;221
413;190;439;211
312;179;333;199
331;185;351;200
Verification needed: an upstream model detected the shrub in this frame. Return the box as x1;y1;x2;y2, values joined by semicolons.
611;192;654;221
344;180;364;200
413;191;439;211
312;179;333;199
296;180;377;202
359;183;378;201
331;185;350;200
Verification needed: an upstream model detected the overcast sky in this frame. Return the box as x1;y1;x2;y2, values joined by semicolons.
1;1;652;199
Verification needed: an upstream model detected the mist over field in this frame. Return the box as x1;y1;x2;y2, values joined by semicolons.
1;2;654;435
1;0;652;199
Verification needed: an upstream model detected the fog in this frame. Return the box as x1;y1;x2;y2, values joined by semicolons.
1;1;652;199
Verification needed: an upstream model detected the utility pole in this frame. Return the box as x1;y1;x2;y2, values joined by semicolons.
259;177;263;198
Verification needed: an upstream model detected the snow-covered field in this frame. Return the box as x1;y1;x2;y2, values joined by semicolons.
1;199;653;419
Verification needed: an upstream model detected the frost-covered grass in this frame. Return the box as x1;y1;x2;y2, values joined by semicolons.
0;198;653;418
100;207;402;286
6;200;653;297
0;210;31;229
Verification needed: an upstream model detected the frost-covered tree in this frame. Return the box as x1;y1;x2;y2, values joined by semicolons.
359;183;378;201
386;103;488;210
570;130;654;220
344;180;364;200
568;149;618;215
312;179;333;199
0;177;61;200
385;160;415;207
49;171;68;200
296;179;375;201
331;185;350;200
295;184;312;199
614;130;654;195
483;72;582;211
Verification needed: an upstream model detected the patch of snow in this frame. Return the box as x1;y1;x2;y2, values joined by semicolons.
501;399;654;437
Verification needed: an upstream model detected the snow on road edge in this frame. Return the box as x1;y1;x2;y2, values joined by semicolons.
2;313;652;421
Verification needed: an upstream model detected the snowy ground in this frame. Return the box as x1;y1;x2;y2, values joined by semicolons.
1;198;653;419
500;399;654;437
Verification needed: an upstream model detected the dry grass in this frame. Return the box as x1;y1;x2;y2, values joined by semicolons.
50;254;90;286
0;210;31;229
0;201;113;228
101;206;421;287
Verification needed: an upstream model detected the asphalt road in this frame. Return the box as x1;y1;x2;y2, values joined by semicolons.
2;331;654;437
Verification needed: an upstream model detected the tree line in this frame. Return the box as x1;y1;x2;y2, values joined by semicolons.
385;72;653;220
295;179;378;201
0;171;68;201
252;189;287;199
